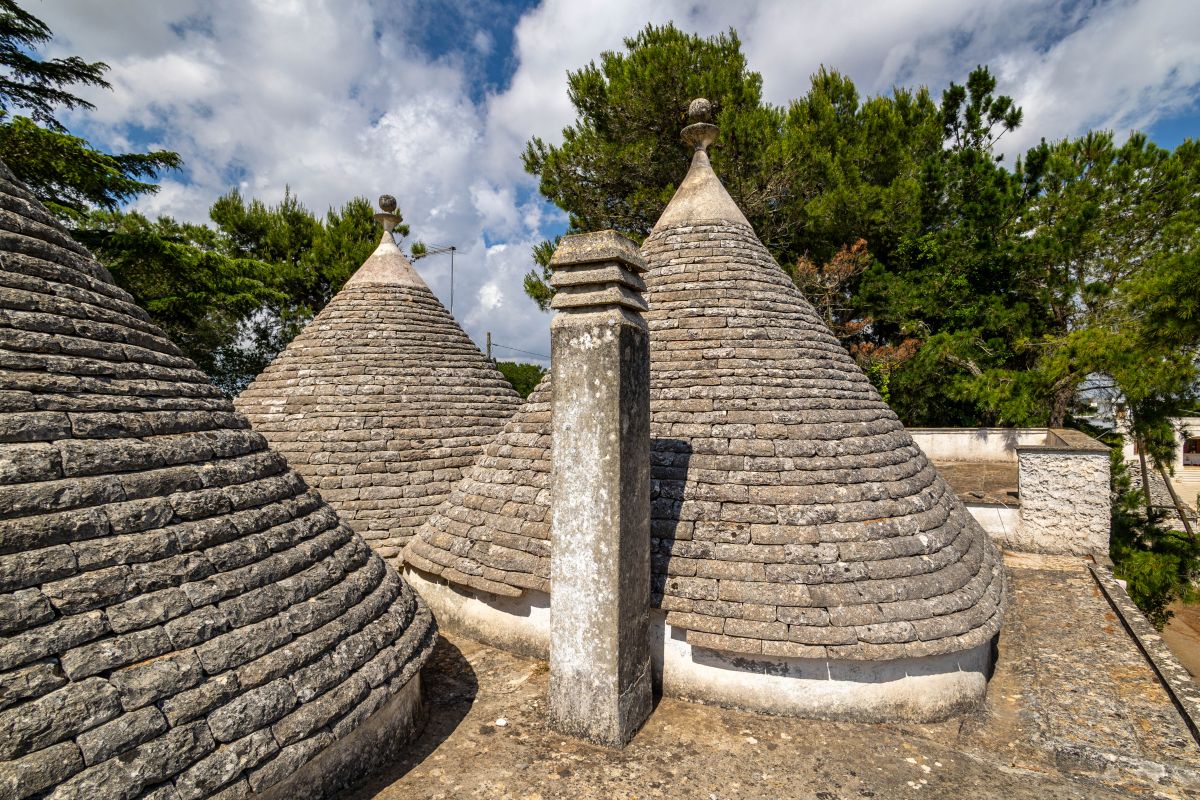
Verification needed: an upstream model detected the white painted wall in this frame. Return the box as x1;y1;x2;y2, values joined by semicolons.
963;504;1021;542
908;428;1050;462
1118;416;1200;501
406;569;991;723
1176;416;1200;487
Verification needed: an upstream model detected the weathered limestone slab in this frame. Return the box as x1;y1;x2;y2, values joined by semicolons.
547;231;652;746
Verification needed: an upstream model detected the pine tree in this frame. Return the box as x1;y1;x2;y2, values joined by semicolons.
0;0;179;218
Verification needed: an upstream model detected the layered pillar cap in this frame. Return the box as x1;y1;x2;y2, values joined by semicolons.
549;230;648;314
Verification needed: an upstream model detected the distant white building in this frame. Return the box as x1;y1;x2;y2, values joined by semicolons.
1181;416;1200;476
1121;415;1200;502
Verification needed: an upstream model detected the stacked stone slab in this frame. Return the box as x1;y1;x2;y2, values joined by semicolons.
405;101;1003;717
236;206;521;563
0;161;435;800
404;376;551;599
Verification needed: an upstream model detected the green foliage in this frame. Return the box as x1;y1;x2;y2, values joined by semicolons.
496;361;546;398
1109;443;1200;629
74;211;282;395
0;0;106;130
0;0;179;219
0;117;182;219
523;23;768;240
520;24;783;305
79;191;382;394
526;28;1200;437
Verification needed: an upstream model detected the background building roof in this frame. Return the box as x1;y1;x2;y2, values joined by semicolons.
236;211;522;563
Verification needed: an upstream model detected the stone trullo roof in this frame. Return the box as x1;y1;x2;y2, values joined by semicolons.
0;162;435;800
236;202;521;563
405;102;1004;662
405;376;551;597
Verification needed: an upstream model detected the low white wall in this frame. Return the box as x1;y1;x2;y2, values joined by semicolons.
963;504;1021;542
656;620;991;723
407;569;991;723
405;569;551;659
908;428;1049;463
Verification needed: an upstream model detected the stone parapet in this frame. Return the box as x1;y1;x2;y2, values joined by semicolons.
1016;434;1110;556
911;427;1111;557
1090;564;1200;746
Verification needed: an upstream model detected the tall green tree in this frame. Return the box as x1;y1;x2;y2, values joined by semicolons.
77;191;385;394
0;0;179;218
521;24;945;314
1011;132;1200;426
521;23;781;310
855;66;1039;426
74;211;284;395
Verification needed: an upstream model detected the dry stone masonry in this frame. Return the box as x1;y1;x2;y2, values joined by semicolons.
0;161;435;800
236;199;521;563
403;376;552;601
405;100;1004;719
1015;430;1111;556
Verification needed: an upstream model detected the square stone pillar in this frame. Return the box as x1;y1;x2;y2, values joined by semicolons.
547;230;652;747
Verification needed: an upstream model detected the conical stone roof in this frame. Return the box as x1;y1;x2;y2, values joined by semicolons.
406;103;1004;663
0;162;435;800
404;376;551;597
236;204;521;563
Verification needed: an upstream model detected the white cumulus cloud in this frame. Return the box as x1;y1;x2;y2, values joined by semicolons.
32;0;1200;368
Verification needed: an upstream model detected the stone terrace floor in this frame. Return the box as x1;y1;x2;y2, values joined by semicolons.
934;461;1021;507
348;555;1200;800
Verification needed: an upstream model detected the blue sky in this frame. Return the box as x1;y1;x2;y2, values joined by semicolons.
1150;108;1200;150
34;0;1200;366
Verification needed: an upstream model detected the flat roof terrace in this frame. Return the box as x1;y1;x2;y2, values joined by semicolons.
350;555;1200;800
934;460;1020;507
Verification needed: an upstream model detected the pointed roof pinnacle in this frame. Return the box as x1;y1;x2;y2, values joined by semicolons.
681;98;719;152
345;193;430;289
652;98;750;232
374;193;403;240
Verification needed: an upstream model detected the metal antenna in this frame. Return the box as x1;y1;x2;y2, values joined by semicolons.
412;243;457;313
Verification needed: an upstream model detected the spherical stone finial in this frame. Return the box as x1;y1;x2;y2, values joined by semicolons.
687;98;713;124
374;195;403;237
681;98;719;153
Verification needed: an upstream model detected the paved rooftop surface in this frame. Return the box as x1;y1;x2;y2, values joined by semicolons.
934;461;1021;507
349;556;1200;800
1166;602;1200;679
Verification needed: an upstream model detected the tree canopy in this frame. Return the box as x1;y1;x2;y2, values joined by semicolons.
496;360;546;398
523;22;1200;434
0;0;181;218
75;192;383;394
